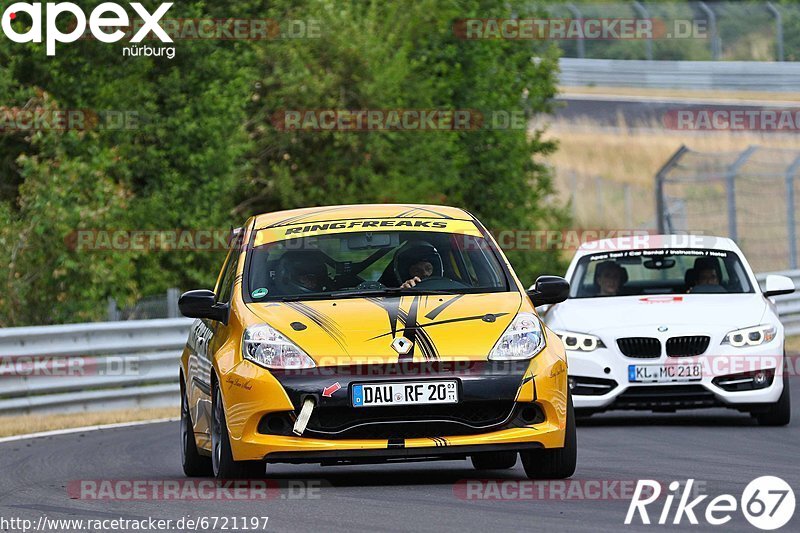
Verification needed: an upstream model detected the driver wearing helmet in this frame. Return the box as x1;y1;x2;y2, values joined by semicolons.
395;241;444;289
277;251;330;294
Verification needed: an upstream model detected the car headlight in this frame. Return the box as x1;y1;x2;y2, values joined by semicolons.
243;324;316;369
721;324;778;347
488;312;545;361
555;331;605;352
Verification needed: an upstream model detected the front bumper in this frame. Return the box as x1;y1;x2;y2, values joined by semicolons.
568;340;785;412
216;345;568;462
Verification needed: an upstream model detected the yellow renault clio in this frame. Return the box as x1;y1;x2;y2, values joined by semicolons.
179;204;574;479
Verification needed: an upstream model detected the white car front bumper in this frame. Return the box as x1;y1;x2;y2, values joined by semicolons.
567;338;785;411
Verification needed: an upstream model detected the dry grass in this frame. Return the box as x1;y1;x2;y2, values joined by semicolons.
560;85;800;104
543;117;800;186
0;407;176;438
785;336;800;356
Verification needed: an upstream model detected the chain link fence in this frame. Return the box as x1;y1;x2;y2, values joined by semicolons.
656;145;800;272
107;288;181;321
539;1;800;62
559;171;655;229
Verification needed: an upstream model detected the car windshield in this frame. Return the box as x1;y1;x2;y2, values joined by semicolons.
246;229;510;301
569;248;754;298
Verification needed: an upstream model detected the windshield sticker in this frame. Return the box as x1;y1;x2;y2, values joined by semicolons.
254;218;482;247
251;288;269;299
588;249;729;261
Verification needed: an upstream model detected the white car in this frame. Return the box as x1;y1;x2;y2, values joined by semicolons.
542;235;794;426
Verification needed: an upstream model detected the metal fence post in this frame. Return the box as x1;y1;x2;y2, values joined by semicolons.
167;288;181;318
624;184;633;228
655;145;689;234
595;175;603;222
565;3;585;59
107;297;119;322
766;2;784;62
726;146;757;243
632;1;653;60
697;2;720;60
787;156;800;269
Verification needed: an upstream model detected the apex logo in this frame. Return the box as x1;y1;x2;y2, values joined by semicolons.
1;2;173;56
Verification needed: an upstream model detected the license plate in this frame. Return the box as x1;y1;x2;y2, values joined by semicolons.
628;363;702;383
351;380;458;407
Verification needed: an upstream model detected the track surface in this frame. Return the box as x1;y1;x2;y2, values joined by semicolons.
1;380;798;532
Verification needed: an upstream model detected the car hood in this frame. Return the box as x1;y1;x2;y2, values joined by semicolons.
246;292;522;364
544;293;768;335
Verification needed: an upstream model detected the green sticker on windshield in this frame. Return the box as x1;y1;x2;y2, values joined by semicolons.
251;288;269;299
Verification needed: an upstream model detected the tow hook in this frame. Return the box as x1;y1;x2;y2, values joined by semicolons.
292;397;316;436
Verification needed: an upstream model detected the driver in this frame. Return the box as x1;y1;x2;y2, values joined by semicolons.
394;241;444;289
277;251;330;293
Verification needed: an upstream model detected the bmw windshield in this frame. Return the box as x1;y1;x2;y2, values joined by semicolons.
245;225;510;301
569;248;754;298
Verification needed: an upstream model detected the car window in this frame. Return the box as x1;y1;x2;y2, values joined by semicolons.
245;230;509;300
569;249;753;298
215;235;242;304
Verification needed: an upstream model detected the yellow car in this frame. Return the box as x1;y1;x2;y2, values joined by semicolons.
179;204;574;479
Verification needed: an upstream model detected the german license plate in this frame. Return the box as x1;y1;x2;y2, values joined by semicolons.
628;363;702;383
351;380;458;407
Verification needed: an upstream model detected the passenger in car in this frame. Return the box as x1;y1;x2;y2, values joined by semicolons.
595;261;627;296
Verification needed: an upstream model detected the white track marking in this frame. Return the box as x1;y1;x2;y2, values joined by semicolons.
0;417;178;444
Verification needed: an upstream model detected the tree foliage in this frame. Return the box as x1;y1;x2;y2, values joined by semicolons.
0;0;567;326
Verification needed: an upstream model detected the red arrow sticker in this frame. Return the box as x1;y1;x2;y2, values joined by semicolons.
322;382;341;397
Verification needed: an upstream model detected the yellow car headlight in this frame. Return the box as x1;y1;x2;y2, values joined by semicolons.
488;313;545;361
243;324;316;369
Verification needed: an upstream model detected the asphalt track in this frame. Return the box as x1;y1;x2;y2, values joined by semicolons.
1;379;798;533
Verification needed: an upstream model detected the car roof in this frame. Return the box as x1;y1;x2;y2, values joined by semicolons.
253;204;473;229
574;234;742;258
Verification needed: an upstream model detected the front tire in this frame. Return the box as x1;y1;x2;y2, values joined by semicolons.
212;382;265;479
470;451;517;470
521;391;577;479
756;374;791;427
181;383;212;477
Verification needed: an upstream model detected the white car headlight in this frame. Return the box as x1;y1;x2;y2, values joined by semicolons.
555;331;605;352
721;324;778;347
488;312;545;361
243;324;316;369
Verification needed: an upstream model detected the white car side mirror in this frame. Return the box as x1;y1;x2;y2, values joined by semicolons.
764;275;795;298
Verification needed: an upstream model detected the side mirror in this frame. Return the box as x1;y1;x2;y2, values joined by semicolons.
764;275;795;298
527;276;570;307
179;290;229;323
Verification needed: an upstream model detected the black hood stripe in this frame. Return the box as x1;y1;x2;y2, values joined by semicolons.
424;295;463;320
284;301;347;352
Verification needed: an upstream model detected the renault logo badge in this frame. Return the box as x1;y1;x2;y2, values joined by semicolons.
391;336;413;355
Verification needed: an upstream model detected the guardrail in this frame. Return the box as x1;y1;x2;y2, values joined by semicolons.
0;318;192;415
756;271;800;336
559;58;800;92
2;272;800;415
